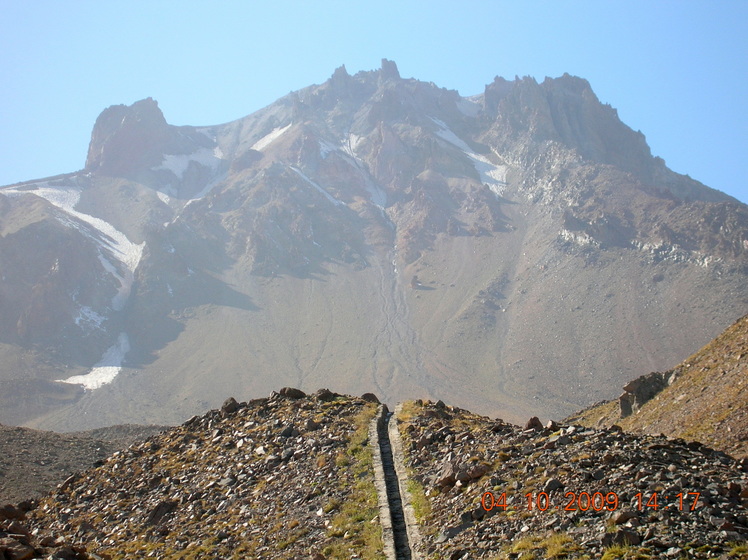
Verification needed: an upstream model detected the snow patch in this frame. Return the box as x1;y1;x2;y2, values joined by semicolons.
290;167;344;206
1;183;145;311
59;332;130;390
631;239;720;269
560;228;598;247
341;134;363;159
429;117;508;196
154;146;223;180
74;306;106;329
156;191;171;205
338;134;387;208
252;124;291;151
457;98;481;117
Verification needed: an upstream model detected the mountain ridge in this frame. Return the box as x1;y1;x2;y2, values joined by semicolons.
1;59;747;430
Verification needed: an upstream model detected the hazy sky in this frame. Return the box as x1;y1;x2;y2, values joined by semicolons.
2;1;746;202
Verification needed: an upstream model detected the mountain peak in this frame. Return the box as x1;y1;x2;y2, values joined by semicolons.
85;97;169;175
2;63;747;438
380;58;400;81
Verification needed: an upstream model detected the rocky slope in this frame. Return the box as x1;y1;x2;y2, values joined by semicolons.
4;391;747;560
395;399;748;559
19;389;384;560
2;60;748;430
569;313;748;459
0;423;166;505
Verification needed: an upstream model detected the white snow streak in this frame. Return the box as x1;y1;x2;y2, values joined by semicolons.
339;134;388;208
290;167;344;206
429;117;508;196
74;306;106;329
59;332;130;390
154;146;223;180
156;191;171;205
341;133;363;159
1;183;145;310
251;124;291;151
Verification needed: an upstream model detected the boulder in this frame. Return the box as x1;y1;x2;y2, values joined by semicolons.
314;388;338;402
434;461;458;488
221;397;239;416
280;387;306;399
601;529;641;547
0;537;35;560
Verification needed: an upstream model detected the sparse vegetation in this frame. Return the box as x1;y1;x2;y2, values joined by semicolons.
600;545;655;560
486;531;587;559
572;314;748;459
322;404;385;560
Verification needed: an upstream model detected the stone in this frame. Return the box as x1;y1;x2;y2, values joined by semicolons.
0;537;35;560
543;478;564;492
434;461;458;488
304;418;321;431
221;397;239;416
601;529;641;547
279;387;306;399
314;388;337;402
360;392;380;403
525;417;543;430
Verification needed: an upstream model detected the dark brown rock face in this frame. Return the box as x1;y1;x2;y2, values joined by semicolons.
85;97;170;175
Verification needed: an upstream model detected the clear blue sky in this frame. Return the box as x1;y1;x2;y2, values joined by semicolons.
2;1;746;202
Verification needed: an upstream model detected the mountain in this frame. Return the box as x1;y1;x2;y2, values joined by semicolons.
4;393;747;559
1;60;747;430
568;313;748;459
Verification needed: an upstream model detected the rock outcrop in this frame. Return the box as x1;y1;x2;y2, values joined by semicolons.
572;313;748;459
618;370;675;417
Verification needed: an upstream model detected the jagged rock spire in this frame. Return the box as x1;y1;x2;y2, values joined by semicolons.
380;58;400;82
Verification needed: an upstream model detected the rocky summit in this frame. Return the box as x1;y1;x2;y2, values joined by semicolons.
1;60;747;430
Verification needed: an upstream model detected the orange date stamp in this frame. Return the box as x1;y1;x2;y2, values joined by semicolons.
481;491;701;513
